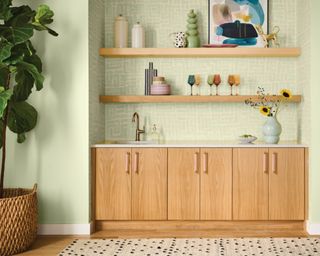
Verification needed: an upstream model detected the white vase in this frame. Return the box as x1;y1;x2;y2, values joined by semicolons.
132;22;145;48
262;116;282;144
114;15;128;48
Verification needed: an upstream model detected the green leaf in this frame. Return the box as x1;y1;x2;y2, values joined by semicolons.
5;6;35;27
34;5;53;25
32;5;58;37
8;101;37;134
0;41;13;62
13;68;34;101
0;88;12;118
0;0;13;21
0;24;34;45
25;54;42;73
0;63;9;87
16;61;44;90
17;133;26;143
4;41;34;65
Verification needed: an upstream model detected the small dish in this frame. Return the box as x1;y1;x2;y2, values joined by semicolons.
202;44;238;48
239;135;257;144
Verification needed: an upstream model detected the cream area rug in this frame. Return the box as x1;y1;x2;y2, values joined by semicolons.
59;238;320;256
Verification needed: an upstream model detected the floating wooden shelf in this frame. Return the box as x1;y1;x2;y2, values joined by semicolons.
100;95;302;104
100;48;301;58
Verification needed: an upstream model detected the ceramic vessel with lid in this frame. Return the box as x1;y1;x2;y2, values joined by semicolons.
132;22;145;48
114;14;128;48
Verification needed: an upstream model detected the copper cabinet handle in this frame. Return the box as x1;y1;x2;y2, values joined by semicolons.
134;152;139;174
125;152;130;173
194;152;199;173
263;152;269;173
272;153;277;173
203;153;208;173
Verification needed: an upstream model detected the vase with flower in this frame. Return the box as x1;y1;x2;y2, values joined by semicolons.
245;87;292;144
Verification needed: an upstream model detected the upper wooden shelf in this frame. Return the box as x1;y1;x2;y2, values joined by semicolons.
100;95;302;104
100;48;301;58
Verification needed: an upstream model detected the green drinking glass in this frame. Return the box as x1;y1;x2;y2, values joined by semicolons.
188;75;195;96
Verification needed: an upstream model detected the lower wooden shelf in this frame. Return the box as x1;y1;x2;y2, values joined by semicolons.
100;95;302;104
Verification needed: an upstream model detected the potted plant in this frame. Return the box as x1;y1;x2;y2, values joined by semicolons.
0;1;58;255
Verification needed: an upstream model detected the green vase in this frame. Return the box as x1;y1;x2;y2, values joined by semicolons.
186;10;200;48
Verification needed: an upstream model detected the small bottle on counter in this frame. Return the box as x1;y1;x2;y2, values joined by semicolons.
114;14;128;48
132;22;145;48
150;124;160;143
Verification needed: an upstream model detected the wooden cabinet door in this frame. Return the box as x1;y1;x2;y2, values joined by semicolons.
95;148;132;220
200;148;232;220
168;148;200;220
233;148;269;220
269;148;305;220
132;148;168;220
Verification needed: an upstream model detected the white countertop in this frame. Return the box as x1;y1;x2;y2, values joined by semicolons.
92;140;308;148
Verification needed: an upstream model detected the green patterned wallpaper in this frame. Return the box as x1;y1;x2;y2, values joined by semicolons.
103;0;304;142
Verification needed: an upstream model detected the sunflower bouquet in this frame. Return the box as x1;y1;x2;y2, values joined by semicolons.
245;87;292;117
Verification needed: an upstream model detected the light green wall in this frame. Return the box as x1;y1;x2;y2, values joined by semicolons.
310;0;320;223
2;0;319;226
5;0;90;224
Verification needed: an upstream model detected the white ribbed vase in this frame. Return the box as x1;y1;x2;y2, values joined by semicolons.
262;116;282;144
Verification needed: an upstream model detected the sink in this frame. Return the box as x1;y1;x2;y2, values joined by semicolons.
113;140;157;145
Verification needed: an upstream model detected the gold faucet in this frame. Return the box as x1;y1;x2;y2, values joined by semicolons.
132;112;145;141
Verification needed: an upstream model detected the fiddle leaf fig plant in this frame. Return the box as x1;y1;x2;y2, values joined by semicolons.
0;1;58;198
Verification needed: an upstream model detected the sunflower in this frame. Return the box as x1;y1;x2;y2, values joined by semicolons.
280;89;292;99
260;106;270;116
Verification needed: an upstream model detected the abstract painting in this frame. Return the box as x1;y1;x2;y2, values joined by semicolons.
208;0;269;47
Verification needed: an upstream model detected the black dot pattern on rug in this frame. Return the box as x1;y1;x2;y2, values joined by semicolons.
59;238;320;255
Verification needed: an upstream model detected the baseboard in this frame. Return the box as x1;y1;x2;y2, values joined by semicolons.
38;223;93;235
307;221;320;235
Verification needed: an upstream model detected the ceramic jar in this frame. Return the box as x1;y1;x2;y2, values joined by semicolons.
132;22;145;48
262;116;282;144
114;14;128;48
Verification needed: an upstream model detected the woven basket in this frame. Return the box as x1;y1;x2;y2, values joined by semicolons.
0;184;38;256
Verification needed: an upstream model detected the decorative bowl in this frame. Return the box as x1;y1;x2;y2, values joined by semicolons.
239;135;257;144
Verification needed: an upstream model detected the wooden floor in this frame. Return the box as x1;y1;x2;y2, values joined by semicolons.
17;229;311;256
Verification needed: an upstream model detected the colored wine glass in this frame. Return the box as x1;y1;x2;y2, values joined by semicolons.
207;75;214;96
213;74;221;96
234;75;241;95
188;75;195;96
228;75;235;96
195;74;201;95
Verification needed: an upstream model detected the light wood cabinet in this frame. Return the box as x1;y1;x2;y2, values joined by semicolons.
95;148;132;220
168;148;200;220
233;148;305;221
233;148;269;220
269;148;305;220
132;148;167;220
168;148;233;220
200;148;232;220
94;146;306;225
95;148;167;221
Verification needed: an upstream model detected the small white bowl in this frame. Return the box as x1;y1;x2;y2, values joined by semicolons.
239;136;257;144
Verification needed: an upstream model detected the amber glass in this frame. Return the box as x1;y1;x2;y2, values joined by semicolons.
213;74;222;96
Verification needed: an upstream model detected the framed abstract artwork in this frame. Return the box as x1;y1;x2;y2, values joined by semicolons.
208;0;269;47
